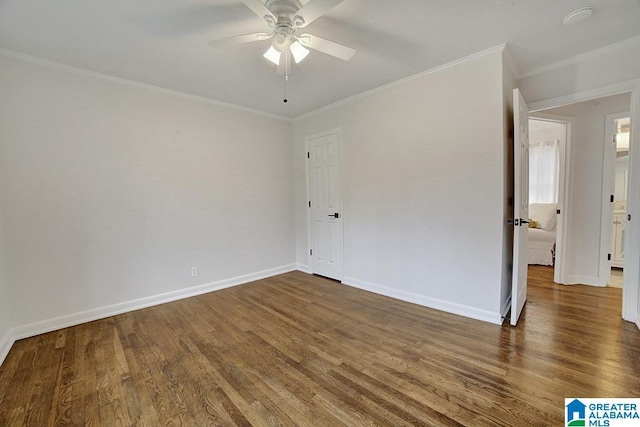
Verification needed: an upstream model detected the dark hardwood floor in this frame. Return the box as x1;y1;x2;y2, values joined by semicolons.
1;265;639;426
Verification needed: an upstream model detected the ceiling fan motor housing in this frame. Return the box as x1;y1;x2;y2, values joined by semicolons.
265;0;303;19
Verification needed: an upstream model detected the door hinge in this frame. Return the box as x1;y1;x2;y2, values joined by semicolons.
608;253;611;261
307;152;310;159
613;134;617;144
308;201;311;208
556;209;561;215
310;249;313;256
629;214;632;221
610;194;614;203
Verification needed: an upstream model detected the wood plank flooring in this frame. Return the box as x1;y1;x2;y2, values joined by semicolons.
1;266;639;426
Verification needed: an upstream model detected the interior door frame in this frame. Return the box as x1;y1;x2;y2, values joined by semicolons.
305;128;345;280
528;78;640;325
528;113;572;285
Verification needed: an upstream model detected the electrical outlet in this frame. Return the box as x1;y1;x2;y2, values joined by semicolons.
191;266;198;277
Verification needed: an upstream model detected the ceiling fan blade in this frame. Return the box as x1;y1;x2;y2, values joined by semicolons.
297;33;355;61
277;52;292;76
207;32;272;47
241;0;276;25
295;0;343;27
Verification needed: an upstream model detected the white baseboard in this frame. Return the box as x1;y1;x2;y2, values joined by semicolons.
296;263;312;274
342;276;503;325
11;264;297;342
0;329;15;367
565;275;606;286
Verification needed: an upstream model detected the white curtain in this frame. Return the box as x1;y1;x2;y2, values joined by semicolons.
529;139;559;203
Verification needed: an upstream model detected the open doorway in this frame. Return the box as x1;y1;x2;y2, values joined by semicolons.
529;93;632;290
526;118;566;284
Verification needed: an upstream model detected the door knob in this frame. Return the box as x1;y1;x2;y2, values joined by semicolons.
507;218;529;226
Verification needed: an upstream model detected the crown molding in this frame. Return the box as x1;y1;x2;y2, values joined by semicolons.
0;47;291;122
518;36;640;80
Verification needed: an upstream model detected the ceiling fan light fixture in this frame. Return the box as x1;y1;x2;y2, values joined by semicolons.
273;32;292;53
263;45;281;65
290;41;309;63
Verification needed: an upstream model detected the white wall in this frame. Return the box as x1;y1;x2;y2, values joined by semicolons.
0;54;295;332
293;48;508;323
543;93;631;284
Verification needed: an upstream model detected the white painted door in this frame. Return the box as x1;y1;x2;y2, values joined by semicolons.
511;88;530;326
308;131;343;280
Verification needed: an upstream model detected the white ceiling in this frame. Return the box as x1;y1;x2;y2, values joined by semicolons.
1;0;639;118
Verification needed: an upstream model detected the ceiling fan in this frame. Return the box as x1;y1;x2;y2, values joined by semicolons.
208;0;355;75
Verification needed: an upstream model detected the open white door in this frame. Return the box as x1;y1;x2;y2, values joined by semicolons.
307;131;343;281
511;88;530;326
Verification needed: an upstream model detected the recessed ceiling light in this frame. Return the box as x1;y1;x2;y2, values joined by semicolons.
563;7;594;26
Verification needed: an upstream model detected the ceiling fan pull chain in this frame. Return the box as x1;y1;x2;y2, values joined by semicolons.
283;73;288;103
